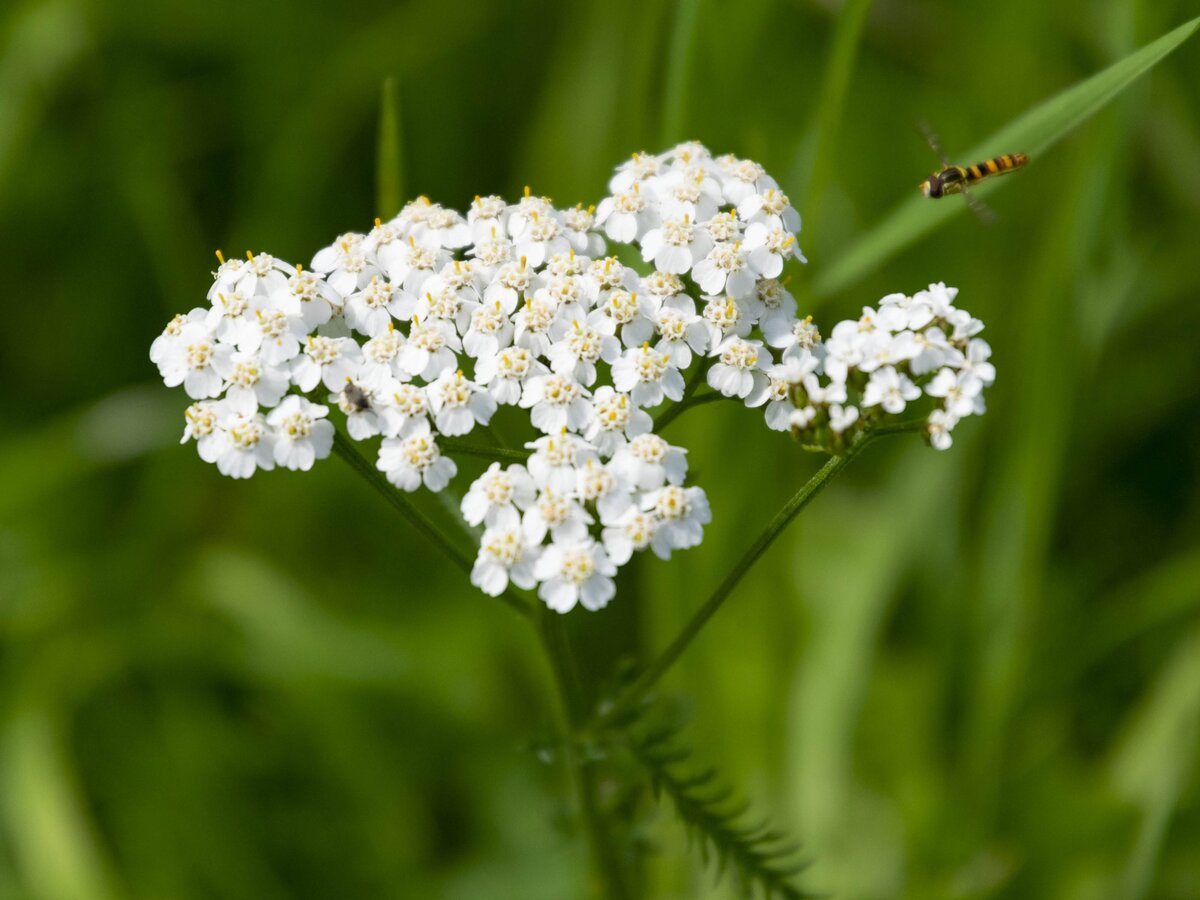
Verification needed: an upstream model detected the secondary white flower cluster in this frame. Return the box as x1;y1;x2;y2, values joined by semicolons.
780;283;995;452
151;141;993;612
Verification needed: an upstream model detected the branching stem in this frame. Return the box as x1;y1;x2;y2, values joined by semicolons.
596;419;926;726
332;431;532;617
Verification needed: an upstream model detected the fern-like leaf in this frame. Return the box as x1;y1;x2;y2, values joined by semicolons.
628;723;818;899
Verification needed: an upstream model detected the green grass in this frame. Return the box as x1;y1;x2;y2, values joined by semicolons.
2;0;1200;897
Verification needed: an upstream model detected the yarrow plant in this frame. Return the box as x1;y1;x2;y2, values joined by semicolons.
151;140;995;898
152;141;993;616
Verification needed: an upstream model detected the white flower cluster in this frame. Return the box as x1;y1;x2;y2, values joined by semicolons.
151;142;993;612
781;283;995;453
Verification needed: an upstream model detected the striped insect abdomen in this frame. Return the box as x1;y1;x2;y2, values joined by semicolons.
964;153;1029;184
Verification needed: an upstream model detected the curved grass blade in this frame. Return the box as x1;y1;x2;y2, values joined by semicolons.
813;15;1200;298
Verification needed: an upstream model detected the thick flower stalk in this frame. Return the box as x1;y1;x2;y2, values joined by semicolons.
151;142;994;613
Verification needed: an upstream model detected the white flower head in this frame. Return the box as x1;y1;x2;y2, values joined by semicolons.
611;343;685;408
471;526;539;596
645;485;711;560
267;395;334;471
462;462;538;529
707;336;768;399
611;433;688;491
376;418;457;492
427;369;496;436
534;538;617;614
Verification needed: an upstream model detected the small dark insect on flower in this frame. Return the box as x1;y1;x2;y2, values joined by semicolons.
341;381;371;411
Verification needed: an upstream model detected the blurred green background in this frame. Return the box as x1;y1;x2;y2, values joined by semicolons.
3;0;1200;897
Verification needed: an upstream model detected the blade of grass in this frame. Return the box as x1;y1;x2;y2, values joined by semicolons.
813;15;1200;297
2;709;120;900
376;75;405;219
804;0;874;242
659;0;703;147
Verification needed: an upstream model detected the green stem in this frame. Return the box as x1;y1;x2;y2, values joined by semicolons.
332;431;532;618
598;422;922;725
439;437;530;463
538;609;633;900
652;390;723;432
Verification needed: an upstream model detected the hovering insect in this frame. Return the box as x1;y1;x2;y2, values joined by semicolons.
918;124;1028;220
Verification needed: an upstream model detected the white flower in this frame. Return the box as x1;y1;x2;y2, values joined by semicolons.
525;431;589;495
376;419;457;492
153;312;232;400
607;151;663;194
358;327;410;389
270;266;340;331
639;216;712;275
181;401;222;463
512;296;559;358
904;326;954;376
207;252;252;301
267;396;334;471
595;184;658;242
828;403;859;434
699;294;749;350
475;346;547;406
645;485;711;560
292;336;363;393
601;508;658;565
692;241;756;298
523;488;592;545
762;311;820;362
461;299;515;359
462;462;538;528
927;409;958;451
213;409;276;479
485;256;538;311
512;208;569;268
410;205;472;250
584;386;652;456
344;275;399;337
611;344;685;408
743;221;802;278
381;237;445;293
707;336;768;399
336;379;383;440
205;288;261;348
641;295;709;368
427;369;496;436
737;183;801;233
575;457;634;524
520;373;594;434
311;232;375;298
717;154;766;205
398;318;461;381
468;194;511;243
926;367;982;418
960;338;997;392
561;204;606;256
657;165;722;223
214;350;290;415
375;380;430;437
863;366;921;414
247;308;305;367
610;433;687;490
547;311;621;385
533;538;617;613
749;362;800;430
471;526;539;596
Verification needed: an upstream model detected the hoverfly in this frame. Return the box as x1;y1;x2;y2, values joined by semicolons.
918;123;1028;221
